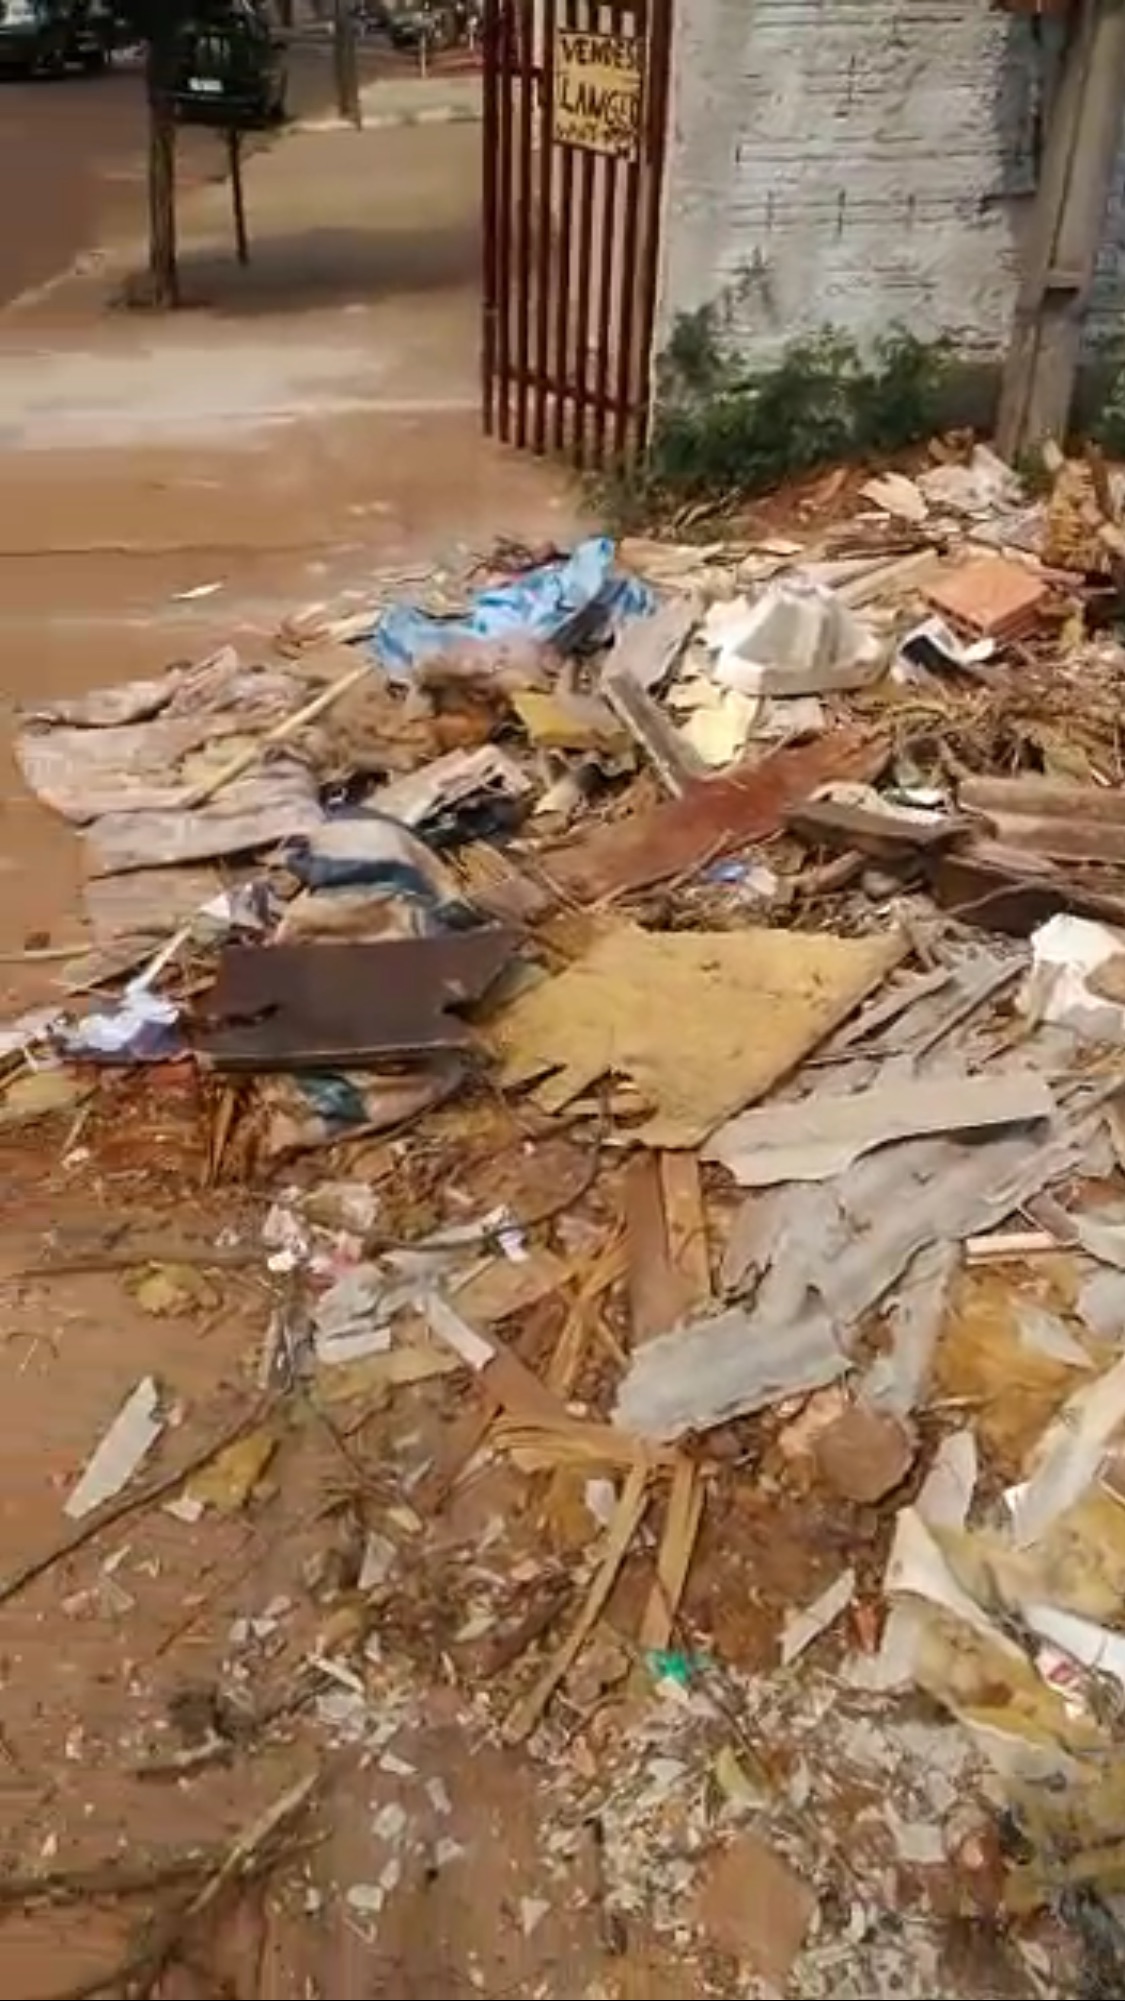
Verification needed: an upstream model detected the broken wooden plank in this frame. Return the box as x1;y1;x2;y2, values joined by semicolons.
601;673;706;797
927;848;1125;936
626;1154;677;1345
705;1070;1054;1188
503;1459;651;1742
996;0;1125;457
639;1455;705;1652
972;817;1125;868
626;1153;711;1342
959;776;1125;866
422;1291;577;1429
960;776;1125;826
787;796;970;864
543;732;887;906
660;1152;711;1304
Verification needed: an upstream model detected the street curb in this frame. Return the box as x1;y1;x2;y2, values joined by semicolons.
294;102;481;133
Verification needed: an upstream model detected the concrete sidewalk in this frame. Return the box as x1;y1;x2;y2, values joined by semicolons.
296;69;482;132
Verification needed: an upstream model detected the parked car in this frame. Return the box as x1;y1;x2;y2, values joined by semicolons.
0;0;114;75
384;1;454;50
170;0;287;126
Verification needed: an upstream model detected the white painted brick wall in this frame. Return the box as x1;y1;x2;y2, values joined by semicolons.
656;0;1123;369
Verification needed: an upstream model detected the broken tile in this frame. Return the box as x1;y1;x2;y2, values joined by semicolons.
925;555;1048;639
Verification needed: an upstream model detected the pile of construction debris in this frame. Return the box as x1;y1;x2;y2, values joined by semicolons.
11;439;1125;1996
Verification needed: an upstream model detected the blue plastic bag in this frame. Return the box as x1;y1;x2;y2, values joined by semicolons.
369;536;655;683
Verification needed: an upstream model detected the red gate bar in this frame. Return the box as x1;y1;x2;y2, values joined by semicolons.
483;0;672;467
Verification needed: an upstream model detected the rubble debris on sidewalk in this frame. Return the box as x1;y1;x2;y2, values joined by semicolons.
14;446;1125;1997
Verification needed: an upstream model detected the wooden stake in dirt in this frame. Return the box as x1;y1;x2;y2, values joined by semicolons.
145;29;179;308
227;128;250;266
996;0;1125;458
333;0;362;127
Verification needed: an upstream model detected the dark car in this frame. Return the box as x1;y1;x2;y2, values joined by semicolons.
0;0;114;75
171;0;287;127
384;1;453;49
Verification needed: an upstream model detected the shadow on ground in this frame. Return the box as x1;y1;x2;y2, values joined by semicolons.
112;219;481;316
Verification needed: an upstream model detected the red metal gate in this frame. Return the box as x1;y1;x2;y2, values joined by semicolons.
481;0;673;467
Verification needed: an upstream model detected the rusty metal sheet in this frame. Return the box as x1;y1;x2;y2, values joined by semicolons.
544;731;887;905
198;930;518;1073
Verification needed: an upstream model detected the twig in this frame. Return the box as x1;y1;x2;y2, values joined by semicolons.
0;1849;224;1911
37;1770;320;2001
0;1394;275;1611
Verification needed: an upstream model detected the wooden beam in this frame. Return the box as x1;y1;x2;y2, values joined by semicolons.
996;0;1125;459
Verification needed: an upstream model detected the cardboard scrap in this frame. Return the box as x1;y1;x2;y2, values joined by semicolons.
497;924;904;1150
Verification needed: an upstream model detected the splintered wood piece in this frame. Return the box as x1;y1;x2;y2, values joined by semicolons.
626;1153;711;1343
503;1460;650;1743
639;1454;705;1651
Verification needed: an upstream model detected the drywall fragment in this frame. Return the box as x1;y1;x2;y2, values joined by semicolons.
613;1302;846;1441
705;1071;1053;1186
64;1377;164;1520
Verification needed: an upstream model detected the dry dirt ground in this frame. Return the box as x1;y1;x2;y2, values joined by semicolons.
0;108;643;2001
0;93;1058;2001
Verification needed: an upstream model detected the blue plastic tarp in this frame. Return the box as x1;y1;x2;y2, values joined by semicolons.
368;536;655;682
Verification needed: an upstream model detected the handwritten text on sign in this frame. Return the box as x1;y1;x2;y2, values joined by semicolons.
553;29;644;160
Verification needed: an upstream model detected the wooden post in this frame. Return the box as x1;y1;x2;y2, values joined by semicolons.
332;0;361;125
996;0;1125;459
228;127;250;265
145;28;178;307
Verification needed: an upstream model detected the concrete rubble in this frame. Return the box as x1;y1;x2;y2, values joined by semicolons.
11;443;1125;1995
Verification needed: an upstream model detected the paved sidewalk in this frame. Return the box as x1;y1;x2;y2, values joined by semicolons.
297;69;482;132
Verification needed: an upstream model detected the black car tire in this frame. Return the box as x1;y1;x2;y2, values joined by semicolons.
80;45;108;70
